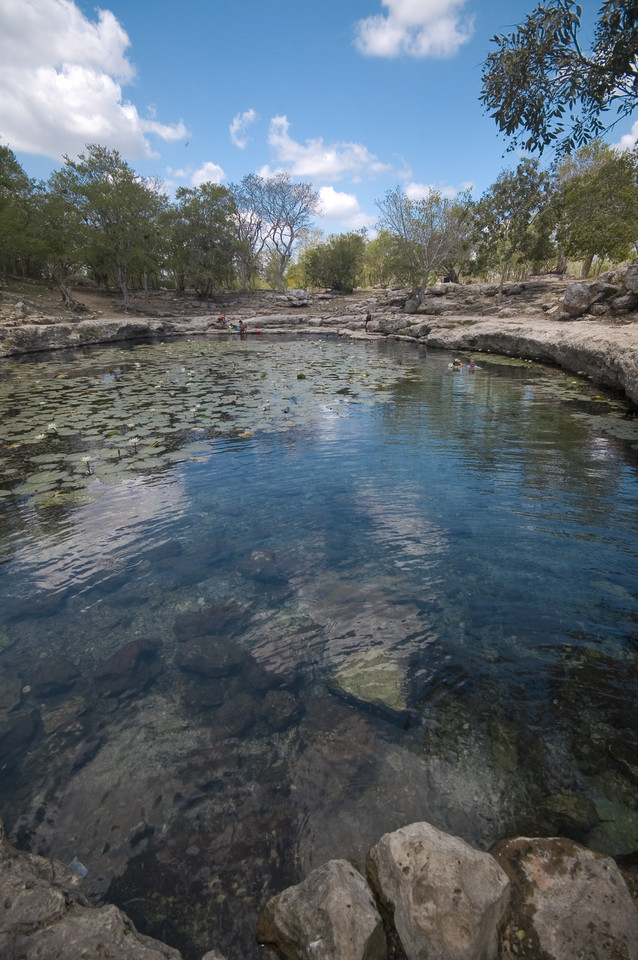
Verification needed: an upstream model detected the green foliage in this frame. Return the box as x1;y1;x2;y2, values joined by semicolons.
300;231;366;293
0;145;42;276
361;231;397;287
473;159;553;288
167;183;237;298
481;0;638;155
553;141;638;274
48;145;168;306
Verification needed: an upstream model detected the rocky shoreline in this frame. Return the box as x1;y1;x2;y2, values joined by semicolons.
3;817;637;960
1;274;637;408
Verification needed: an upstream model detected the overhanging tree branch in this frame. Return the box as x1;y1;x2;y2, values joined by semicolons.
480;0;638;155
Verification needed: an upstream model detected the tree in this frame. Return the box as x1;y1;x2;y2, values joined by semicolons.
300;231;366;293
167;183;237;298
361;230;397;287
49;144;167;309
0;145;40;277
232;173;319;292
375;187;474;302
473;159;553;296
228;176;268;290
552;141;638;275
481;0;638;156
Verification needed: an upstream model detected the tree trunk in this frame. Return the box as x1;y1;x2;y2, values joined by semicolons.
555;248;567;274
116;266;130;311
581;255;593;279
443;266;460;283
276;257;286;292
59;281;87;312
498;260;506;304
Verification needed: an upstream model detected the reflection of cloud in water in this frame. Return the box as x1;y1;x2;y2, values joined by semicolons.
358;489;449;570
247;489;447;680
12;476;186;594
249;571;438;684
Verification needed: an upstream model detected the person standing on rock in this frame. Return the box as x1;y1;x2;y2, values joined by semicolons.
365;312;371;330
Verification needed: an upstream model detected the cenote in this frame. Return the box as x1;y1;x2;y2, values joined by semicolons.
1;333;638;959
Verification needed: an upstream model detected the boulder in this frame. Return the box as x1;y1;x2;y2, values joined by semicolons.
611;291;638;315
376;316;408;335
622;260;638;294
420;300;445;316
562;283;592;318
257;858;386;960
412;322;432;339
591;280;620;302
366;821;510;960
491;836;638;960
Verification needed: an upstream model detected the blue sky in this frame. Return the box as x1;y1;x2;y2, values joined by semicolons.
1;0;634;235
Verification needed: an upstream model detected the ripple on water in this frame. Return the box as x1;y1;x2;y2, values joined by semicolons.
1;338;638;958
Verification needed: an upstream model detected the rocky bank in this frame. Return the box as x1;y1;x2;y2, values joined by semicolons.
3;817;638;960
1;270;637;407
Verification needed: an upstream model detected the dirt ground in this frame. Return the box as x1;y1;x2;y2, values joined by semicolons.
0;277;370;326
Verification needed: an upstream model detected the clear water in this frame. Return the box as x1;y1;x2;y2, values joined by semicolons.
1;334;637;959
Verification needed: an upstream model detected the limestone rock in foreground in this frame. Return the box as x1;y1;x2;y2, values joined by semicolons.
491;836;638;960
257;858;386;960
0;821;182;959
366;821;510;960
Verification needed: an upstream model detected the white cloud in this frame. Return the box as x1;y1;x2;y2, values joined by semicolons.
615;122;638;152
190;161;225;186
405;179;474;199
268;115;392;181
354;0;474;58
0;0;187;160
318;186;377;230
230;108;257;148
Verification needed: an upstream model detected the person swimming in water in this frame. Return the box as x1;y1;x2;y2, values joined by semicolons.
449;358;463;370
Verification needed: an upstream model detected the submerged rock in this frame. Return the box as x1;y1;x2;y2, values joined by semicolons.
94;638;160;698
31;656;81;698
331;648;407;713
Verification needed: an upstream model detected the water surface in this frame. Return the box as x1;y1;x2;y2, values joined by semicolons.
1;335;637;959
